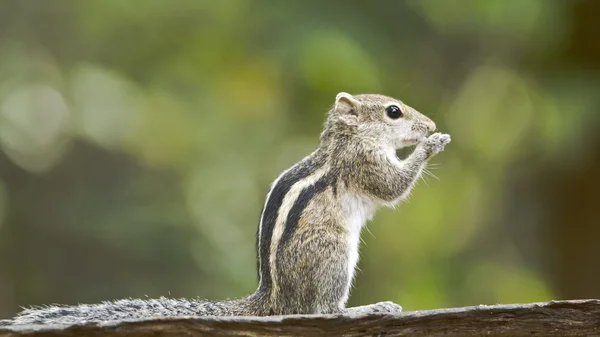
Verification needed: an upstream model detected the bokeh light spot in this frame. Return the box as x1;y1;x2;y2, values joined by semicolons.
0;83;71;173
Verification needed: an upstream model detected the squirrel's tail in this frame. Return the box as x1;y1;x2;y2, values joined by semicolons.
8;294;266;326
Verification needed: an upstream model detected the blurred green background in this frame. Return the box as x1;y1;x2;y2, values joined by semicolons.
1;0;599;318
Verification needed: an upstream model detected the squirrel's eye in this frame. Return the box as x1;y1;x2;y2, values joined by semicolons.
385;105;403;119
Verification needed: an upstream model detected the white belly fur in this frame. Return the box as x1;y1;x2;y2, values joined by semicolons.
340;193;376;307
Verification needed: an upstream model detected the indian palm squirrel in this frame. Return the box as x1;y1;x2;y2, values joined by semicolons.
3;92;451;325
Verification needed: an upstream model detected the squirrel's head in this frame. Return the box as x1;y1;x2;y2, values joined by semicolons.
322;92;436;150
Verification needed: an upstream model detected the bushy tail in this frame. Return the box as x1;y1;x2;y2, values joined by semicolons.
7;295;262;326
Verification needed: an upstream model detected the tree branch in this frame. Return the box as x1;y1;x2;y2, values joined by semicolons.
1;299;599;336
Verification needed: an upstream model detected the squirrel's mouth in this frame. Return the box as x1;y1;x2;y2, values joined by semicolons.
401;138;419;146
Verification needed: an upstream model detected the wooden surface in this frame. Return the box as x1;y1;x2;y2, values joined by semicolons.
1;299;599;336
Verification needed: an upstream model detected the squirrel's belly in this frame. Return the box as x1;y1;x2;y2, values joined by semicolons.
340;193;375;305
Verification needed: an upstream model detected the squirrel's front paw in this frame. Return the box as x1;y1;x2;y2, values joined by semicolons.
370;301;402;313
420;132;451;156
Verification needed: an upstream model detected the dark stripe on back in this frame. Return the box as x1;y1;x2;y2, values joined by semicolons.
257;157;322;291
278;174;332;249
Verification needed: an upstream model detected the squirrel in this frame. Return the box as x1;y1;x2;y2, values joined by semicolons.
4;92;450;325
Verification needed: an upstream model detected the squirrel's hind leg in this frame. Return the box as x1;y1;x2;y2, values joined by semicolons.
344;301;402;315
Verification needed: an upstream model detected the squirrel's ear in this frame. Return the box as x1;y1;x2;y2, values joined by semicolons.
334;92;360;113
